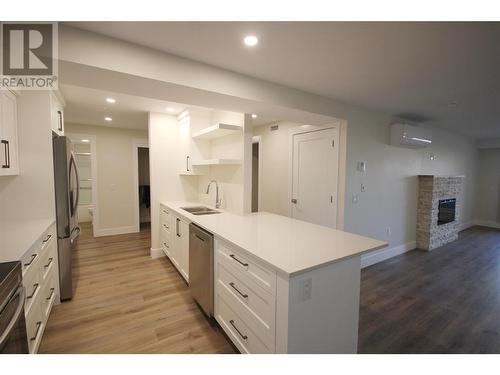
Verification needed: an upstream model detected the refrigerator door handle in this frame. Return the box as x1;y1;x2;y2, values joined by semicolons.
69;152;80;216
70;226;81;244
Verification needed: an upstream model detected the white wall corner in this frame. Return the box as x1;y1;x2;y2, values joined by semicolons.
150;247;165;259
361;241;416;269
473;220;500;229
459;221;475;231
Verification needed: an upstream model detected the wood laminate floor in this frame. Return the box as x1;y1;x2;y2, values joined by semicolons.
39;222;236;354
40;222;500;354
358;226;500;353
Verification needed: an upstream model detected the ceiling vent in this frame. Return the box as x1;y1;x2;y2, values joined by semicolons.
390;123;432;148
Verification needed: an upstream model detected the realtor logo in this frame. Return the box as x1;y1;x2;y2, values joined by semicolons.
0;22;58;90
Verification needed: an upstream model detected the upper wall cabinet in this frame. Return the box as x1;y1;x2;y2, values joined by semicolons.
50;91;65;136
0;90;20;176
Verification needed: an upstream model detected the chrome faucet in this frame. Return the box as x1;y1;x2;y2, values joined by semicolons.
206;180;221;209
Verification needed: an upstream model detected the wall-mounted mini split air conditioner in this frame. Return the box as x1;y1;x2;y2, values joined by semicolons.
390;123;432;148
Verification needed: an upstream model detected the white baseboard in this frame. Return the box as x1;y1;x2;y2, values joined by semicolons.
150;247;165;259
93;225;137;237
361;241;416;269
473;220;500;229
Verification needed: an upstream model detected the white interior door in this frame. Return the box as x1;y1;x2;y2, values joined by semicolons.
292;127;339;228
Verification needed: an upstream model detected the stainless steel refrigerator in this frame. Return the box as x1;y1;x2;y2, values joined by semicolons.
52;135;81;301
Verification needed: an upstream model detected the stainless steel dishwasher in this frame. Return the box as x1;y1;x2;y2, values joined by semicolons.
189;223;214;317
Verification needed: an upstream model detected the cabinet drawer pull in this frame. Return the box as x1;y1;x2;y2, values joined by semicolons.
24;254;38;267
229;319;248;341
229;282;248;299
27;283;39;299
44;257;53;268
176;218;180;237
30;321;42;341
229;254;248;267
46;288;55;301
162;209;169;214
163;223;169;230
163;242;169;248
42;234;52;244
57;110;63;131
1;139;9;168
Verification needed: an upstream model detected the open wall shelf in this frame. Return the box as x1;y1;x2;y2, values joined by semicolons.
191;158;242;166
191;123;242;140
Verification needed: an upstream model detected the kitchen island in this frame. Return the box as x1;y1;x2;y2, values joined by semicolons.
160;201;386;354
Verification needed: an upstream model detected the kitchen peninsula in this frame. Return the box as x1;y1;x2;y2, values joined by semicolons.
159;201;386;354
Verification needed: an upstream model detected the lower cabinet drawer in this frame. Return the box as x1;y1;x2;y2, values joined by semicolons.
216;295;273;354
40;240;57;281
217;263;275;334
40;274;58;319
26;303;44;354
216;238;276;294
160;206;171;233
160;230;171;256
23;271;41;316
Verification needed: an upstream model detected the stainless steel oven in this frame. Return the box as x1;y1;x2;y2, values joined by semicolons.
0;262;28;354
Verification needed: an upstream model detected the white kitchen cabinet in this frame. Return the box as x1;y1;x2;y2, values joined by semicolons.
0;90;19;176
21;222;60;354
160;204;189;283
177;109;211;176
50;91;65;136
174;215;189;282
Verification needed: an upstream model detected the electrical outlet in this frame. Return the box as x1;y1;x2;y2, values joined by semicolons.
300;278;312;301
352;193;359;204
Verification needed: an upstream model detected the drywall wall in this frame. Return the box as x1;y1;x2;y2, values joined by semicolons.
149;112;198;251
476;148;500;225
65;123;148;236
254;117;478;263
0;91;55;234
196;110;247;214
253;122;298;216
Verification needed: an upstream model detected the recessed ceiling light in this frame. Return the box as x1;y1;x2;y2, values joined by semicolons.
251;114;258;118
104;116;112;122
106;98;116;104
244;35;258;47
166;107;175;112
81;139;90;143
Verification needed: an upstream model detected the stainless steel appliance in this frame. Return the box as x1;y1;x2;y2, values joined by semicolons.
189;223;214;317
53;135;81;301
0;261;28;354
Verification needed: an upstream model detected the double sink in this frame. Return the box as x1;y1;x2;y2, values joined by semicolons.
181;206;221;216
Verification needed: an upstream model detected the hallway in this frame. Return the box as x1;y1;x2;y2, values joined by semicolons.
39;223;235;353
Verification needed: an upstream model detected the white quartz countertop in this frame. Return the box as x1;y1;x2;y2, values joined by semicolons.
0;218;55;262
163;201;387;276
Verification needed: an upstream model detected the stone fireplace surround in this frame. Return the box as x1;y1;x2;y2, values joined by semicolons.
417;175;464;251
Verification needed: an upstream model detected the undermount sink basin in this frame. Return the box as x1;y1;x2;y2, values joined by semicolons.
181;206;221;215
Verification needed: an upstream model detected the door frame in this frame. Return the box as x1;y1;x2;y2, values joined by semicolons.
252;135;262;212
287;121;347;230
66;133;98;235
132;138;150;233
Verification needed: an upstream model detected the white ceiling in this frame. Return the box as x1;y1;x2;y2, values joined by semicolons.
61;84;189;130
61;84;276;129
66;22;500;140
